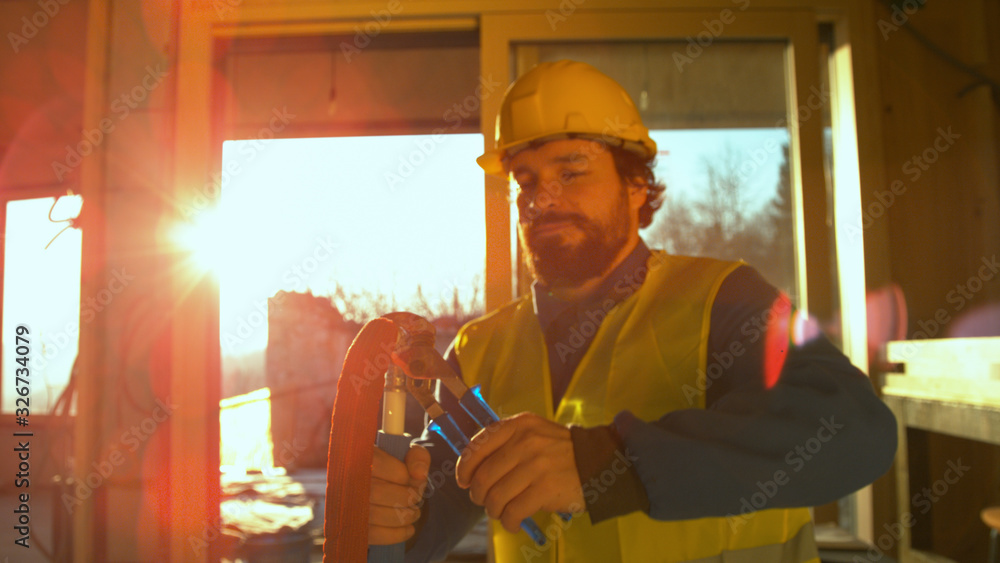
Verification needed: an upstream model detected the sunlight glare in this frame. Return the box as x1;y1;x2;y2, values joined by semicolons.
172;205;230;277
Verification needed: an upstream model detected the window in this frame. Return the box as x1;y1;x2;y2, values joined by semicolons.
512;41;796;298
1;195;83;414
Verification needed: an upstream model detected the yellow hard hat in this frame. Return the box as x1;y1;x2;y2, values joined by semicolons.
477;60;657;177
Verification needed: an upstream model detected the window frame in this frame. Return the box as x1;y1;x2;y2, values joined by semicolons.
141;2;881;561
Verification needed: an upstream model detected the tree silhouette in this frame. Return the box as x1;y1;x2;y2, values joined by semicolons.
766;143;795;296
413;274;484;327
646;142;795;296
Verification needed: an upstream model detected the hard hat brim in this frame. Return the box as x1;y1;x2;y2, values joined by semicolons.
476;150;507;178
477;134;657;178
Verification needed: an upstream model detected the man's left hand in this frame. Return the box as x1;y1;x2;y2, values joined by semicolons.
455;412;585;533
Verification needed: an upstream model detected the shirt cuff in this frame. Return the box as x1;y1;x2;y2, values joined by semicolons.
569;424;650;524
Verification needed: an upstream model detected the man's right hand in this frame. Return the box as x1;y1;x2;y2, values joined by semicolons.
369;444;430;545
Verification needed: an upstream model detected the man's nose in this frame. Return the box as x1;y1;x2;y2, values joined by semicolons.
527;177;565;214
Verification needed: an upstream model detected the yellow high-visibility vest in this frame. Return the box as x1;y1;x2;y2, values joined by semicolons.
454;251;818;563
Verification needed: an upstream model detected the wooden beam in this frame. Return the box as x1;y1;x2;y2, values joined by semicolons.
171;3;220;562
74;0;112;560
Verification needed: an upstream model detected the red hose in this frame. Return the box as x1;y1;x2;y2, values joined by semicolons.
323;318;399;562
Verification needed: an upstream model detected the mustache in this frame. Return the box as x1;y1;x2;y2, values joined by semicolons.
525;212;586;231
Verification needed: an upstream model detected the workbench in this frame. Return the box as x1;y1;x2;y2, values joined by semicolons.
881;337;1000;563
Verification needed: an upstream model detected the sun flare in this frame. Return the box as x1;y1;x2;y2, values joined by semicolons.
171;205;233;278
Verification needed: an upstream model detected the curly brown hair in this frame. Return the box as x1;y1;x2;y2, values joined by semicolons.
609;146;666;228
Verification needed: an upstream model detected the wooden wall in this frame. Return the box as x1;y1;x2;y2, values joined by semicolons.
867;1;1000;560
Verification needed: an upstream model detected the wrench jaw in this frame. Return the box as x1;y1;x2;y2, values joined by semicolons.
406;376;446;419
384;310;471;408
378;312;554;546
392;344;455;379
383;311;455;383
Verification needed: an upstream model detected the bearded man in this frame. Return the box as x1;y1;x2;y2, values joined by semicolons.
368;60;897;563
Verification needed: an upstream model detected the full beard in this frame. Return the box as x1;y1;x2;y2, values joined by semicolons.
520;193;631;288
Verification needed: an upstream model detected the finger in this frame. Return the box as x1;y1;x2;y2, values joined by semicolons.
370;477;421;509
372;446;411;486
369;503;421;528
480;461;533;520
499;483;547;535
368;524;416;546
405;444;431;484
467;443;521;507
456;417;519;488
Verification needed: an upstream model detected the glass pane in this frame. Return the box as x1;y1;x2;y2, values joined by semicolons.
516;42;796;298
2;196;83;414
215;134;486;380
179;134;485;472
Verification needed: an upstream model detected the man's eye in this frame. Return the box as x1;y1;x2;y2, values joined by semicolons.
560;170;583;184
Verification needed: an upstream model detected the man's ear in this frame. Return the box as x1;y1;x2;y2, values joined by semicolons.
626;176;648;210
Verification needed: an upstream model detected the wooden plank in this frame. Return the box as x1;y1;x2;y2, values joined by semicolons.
884;394;1000;446
883;338;1000;404
884;396;913;561
172;3;221;562
883;374;1000;406
886;337;1000;365
74;0;112;560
